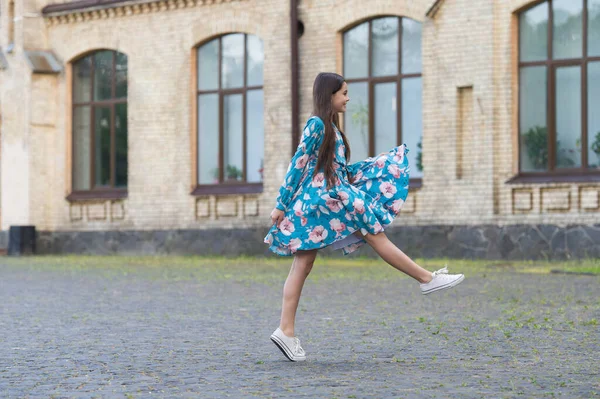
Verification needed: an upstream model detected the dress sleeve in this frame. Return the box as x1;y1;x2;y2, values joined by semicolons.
275;117;324;212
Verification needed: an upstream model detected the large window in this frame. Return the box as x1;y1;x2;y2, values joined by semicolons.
196;33;264;193
343;16;423;180
519;0;600;174
71;50;128;197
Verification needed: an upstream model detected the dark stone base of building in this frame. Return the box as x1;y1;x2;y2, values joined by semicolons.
0;230;7;253
1;224;597;259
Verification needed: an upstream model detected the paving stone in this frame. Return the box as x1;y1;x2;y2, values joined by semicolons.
0;259;598;398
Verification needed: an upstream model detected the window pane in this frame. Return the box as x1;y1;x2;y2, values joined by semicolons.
374;82;397;155
345;82;369;162
589;63;600;169
590;0;600;56
198;94;219;184
372;17;398;77
519;66;548;172
73;56;92;103
344;22;368;79
555;66;582;168
246;90;264;183
93;51;114;101
553;0;583;59
402;77;423;178
94;106;111;186
115;103;128;187
519;2;549;62
221;34;244;89
402;18;422;74
198;39;219;91
246;35;264;87
73;106;91;190
224;94;244;181
115;52;127;99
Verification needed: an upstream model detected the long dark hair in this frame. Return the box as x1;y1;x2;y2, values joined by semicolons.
312;72;351;188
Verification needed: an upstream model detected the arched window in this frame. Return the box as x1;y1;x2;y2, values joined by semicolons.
518;0;600;174
195;33;264;192
71;50;128;194
343;16;423;179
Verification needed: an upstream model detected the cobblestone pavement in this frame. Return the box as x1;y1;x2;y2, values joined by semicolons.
1;257;598;398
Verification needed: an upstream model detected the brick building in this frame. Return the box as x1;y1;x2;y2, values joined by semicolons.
1;0;599;258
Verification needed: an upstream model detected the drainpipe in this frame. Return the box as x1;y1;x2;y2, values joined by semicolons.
290;0;300;153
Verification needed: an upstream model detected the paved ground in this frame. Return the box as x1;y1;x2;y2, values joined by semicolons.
0;256;598;398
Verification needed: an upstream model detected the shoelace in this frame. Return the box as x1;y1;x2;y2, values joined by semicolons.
293;337;305;355
431;266;449;278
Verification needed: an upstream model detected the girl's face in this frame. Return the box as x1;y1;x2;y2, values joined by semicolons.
332;82;349;113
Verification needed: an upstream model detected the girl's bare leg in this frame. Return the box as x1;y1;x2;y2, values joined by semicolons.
279;249;318;337
359;231;432;283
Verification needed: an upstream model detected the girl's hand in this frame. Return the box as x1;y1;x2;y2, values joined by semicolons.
270;208;285;228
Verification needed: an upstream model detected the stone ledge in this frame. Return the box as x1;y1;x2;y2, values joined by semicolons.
43;0;246;25
33;224;600;259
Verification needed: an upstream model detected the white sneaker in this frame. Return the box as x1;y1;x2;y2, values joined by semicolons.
270;328;306;362
420;266;464;295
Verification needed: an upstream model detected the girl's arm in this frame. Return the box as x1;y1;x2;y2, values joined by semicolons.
275;117;324;212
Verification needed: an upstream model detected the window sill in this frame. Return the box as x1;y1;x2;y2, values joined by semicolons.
192;183;263;196
410;178;423;190
506;173;600;184
66;189;128;202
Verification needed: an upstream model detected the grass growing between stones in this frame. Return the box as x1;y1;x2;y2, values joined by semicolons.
1;255;598;282
1;255;598;398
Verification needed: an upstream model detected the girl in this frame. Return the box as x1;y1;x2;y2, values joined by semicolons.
264;72;464;362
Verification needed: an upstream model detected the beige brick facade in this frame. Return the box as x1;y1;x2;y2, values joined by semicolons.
1;0;599;239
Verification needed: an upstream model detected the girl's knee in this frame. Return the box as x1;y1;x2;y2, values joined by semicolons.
298;257;315;273
294;251;317;273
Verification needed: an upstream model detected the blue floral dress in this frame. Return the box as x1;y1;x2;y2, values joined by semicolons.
264;116;410;256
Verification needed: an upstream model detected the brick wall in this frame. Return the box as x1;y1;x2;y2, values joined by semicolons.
0;0;598;239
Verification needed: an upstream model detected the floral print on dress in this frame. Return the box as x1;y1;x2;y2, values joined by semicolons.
264;116;410;256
